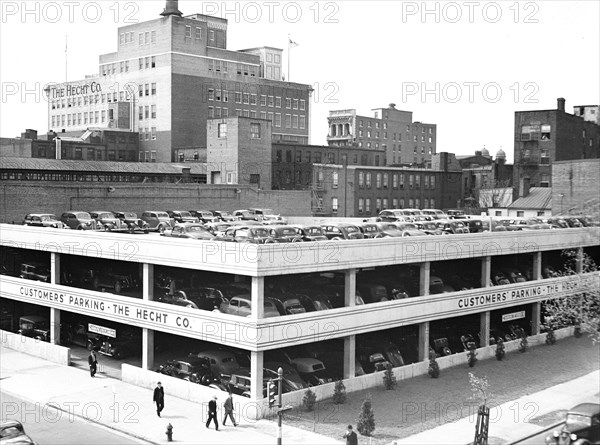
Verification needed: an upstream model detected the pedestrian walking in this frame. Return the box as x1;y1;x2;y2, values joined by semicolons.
88;350;98;377
206;395;219;430
343;424;358;445
222;391;237;426
153;382;165;417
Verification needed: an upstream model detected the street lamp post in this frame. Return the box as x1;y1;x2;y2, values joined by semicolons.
559;193;564;215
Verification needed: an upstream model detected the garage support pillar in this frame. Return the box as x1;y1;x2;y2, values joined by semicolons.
343;335;356;379
531;303;541;335
344;269;356;307
532;252;542;280
142;263;154;370
419;262;430;296
418;321;430;361
251;277;265;319
479;312;490;347
250;350;264;402
575;247;584;274
50;253;61;344
481;256;491;287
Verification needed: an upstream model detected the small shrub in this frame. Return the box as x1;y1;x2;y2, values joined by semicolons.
357;397;375;437
382;363;397;390
302;387;317;412
428;350;440;378
574;325;583;338
545;328;556;345
467;342;478;367
332;379;347;404
518;328;528;353
495;338;505;361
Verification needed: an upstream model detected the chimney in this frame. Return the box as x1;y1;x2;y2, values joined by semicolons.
519;177;530;198
160;0;183;17
557;97;566;112
21;129;38;140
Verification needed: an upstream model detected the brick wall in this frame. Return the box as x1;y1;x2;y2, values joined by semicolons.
0;182;311;223
552;159;600;215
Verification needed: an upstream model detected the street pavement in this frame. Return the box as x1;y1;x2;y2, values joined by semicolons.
0;346;341;445
1;345;599;445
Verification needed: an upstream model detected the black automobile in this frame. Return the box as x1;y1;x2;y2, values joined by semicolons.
545;403;600;444
320;223;365;240
0;420;36;445
96;331;140;359
89;211;128;232
61;322;101;349
17;315;50;342
264;225;303;243
156;357;217;385
166;211;199;224
465;219;484;233
292;225;328;242
491;270;511;286
189;210;217;223
19;262;50;282
112;211;150;233
210;210;238;222
23;213;67;229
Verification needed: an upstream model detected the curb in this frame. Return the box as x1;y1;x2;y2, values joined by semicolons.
1;386;160;445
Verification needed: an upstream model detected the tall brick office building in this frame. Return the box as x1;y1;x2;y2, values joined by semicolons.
45;0;312;163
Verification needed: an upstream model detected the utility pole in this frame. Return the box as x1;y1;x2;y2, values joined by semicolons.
271;367;292;445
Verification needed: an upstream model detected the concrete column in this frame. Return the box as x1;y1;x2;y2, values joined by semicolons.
344;269;356;307
481;256;491;287
419;262;430;296
50;252;61;284
250;350;264;402
343;335;356;379
531;303;541;335
50;308;61;345
575;247;584;274
251;277;265;319
418;321;430;361
142;263;154;370
532;252;542;280
479;311;490;347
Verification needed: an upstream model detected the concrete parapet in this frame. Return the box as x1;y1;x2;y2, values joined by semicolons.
0;330;70;365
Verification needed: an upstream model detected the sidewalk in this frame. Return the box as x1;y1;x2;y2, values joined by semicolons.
393;370;600;445
0;347;341;445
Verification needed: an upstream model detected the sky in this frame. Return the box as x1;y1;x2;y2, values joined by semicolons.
1;0;599;163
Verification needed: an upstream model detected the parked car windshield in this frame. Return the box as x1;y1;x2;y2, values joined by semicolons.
345;226;360;233
305;227;323;235
97;212;115;219
156;212;170;218
123;212;137;218
250;228;270;237
178;211;193;217
277;228;297;236
40;215;57;221
566;413;592;429
74;212;92;219
188;226;209;233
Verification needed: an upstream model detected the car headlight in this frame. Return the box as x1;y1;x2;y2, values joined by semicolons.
570;433;577;441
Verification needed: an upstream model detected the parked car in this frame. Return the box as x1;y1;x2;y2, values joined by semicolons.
503;267;527;283
19;262;50;282
292;225;328;242
231;226;274;244
512;217;553;230
264;362;308;392
415;221;446;235
0;420;37;445
17;315;50;342
140;211;173;233
321;223;365;240
220;295;281;318
393;222;428;236
564;216;584;228
232;209;256;221
429;276;445;294
291;357;331;386
374;222;406;237
80;268;139;294
491;270;511;286
465;219;485;233
421;209;447;220
166;210;199;224
377;209;408;222
248;208;286;224
61;322;101;349
359;223;384;239
323;284;366;308
158;291;202;309
264;225;303;242
210;210;237;222
192;350;242;379
60;211;102;230
438;220;470;234
23;213;66;229
112;211;150;233
204;222;232;237
89;211;129;232
160;223;216;240
357;283;390;303
545;403;600;444
356;349;392;374
96;331;140;359
156;358;217;385
296;294;333;312
268;296;307;315
189;210;217;223
446;209;467;219
546;216;570;229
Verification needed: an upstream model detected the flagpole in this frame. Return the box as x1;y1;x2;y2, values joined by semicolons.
287;34;290;82
65;35;68;82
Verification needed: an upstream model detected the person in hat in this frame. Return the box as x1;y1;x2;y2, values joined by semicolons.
206;395;219;430
222;391;237;426
153;382;165;417
88;350;98;377
343;424;358;445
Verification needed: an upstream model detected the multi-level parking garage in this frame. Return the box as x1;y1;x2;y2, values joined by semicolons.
1;224;598;403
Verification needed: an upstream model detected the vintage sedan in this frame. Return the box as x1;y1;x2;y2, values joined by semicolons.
160;223;216;240
0;420;37;445
189;210;217;223
437;220;470;234
220;296;280;318
264;225;303;242
291;357;331;386
140;211;173;233
112;211;150;233
359;223;383;239
546;403;600;444
156;358;217;385
231;226;274;244
415;221;446;235
292;225;328;242
321;223;365;240
20;263;50;282
23;213;66;229
17;315;50;342
394;222;429;236
89;211;129;232
377;209;408;222
60;211;102;230
210;210;238;222
167;210;199;224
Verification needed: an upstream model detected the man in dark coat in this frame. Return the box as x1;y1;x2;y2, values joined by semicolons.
153;382;164;417
343;424;358;445
206;395;219;430
222;391;237;426
88;350;97;377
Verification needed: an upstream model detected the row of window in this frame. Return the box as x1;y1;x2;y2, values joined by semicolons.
214;109;306;129
275;150;378;165
51;90;131;110
217;123;261;139
101;55;157;76
208;89;306;110
184;25;217;43
138;83;158;97
51;109;119;127
139;105;157;120
1;171;206;183
356;172;436;189
139;127;158;141
33;146;137;162
356;129;434;144
358;119;434;134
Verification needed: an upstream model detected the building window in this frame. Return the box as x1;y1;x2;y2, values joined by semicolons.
218;123;227;138
331;198;339;213
315;152;322;163
415;175;421;188
365;198;371;213
409;175;414;188
286;150;292;163
151;105;157;119
430;175;436;189
358;198;364;214
376;198;381;213
415;198;420;209
366;173;372;188
383;173;389;188
195;27;202;40
540;174;550;187
151;127;157;140
285;114;292;128
300;99;306;111
260;95;267;106
208;89;214;101
276;150;282;162
243;93;249;104
332;171;339;188
235;92;242;103
275;97;282;108
250;123;261;139
392;174;398;188
208;107;214;118
540;148;549;165
292;115;299;129
275;113;281;127
306;151;311;163
376;173;382;188
541;124;551;140
185;26;192;39
295;151;302;163
392;198;398;208
517;211;525;217
144;106;150;119
250;94;257;105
